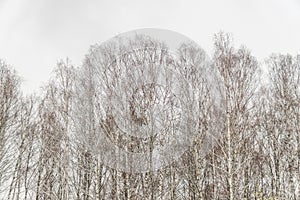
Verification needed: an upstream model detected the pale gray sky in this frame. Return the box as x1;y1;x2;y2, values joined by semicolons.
0;0;299;93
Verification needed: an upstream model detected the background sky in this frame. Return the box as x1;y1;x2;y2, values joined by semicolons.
0;0;299;93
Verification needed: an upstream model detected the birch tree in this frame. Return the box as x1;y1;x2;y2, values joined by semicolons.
212;32;260;199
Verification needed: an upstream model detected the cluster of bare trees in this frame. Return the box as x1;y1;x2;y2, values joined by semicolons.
0;33;299;199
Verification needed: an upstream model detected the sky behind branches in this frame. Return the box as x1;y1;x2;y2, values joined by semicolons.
0;0;299;93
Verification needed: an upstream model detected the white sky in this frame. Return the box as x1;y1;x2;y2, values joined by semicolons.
0;0;299;93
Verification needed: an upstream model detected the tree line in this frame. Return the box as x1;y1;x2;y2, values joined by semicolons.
0;32;299;199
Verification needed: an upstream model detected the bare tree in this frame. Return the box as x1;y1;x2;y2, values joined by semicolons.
0;60;21;197
258;54;300;199
7;96;38;200
212;32;260;199
34;59;75;200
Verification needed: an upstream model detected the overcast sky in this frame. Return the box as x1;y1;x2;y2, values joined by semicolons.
0;0;299;93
